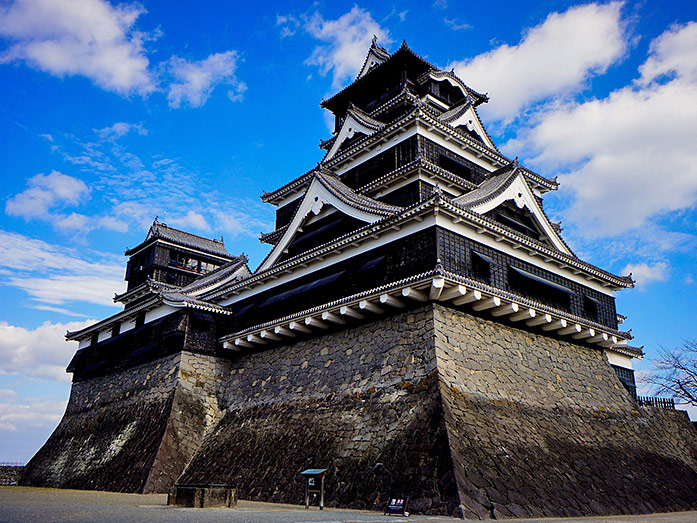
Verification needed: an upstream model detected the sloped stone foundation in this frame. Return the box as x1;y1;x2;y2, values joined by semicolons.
179;306;460;514
20;352;228;493
22;304;697;518
434;305;697;519
179;374;458;514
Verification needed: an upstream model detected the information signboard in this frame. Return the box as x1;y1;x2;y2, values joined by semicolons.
385;496;409;516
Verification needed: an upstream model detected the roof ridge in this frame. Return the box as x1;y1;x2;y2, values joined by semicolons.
353;37;391;82
150;221;225;246
321;40;437;110
346;103;386;129
315;170;402;214
438;100;472;123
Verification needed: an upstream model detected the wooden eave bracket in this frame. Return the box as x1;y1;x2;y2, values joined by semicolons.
221;275;630;355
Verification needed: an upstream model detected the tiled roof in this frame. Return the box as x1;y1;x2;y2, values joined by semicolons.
319;136;336;151
113;279;179;304
320;41;436;110
261;166;317;204
315;170;402;216
438;101;472;123
453;162;520;208
416;69;489;106
259;225;288;245
354;38;391;82
125;220;232;258
67;260;249;340
202;191;633;306
160;292;232;314
176;257;250;294
451;161;576;255
346;103;386;130
356;157;478;196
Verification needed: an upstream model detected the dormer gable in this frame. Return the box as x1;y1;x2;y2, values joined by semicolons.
454;162;572;255
324;105;385;162
438;102;497;150
257;171;401;272
356;37;391;80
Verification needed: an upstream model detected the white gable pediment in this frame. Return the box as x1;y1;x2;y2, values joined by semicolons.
468;173;572;255
447;106;496;150
427;71;470;98
357;45;390;79
325;109;384;162
258;174;396;272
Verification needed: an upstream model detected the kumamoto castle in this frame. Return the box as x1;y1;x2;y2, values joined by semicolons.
20;41;697;518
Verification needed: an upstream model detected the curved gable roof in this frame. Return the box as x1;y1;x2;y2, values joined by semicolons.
324;105;386;162
455;162;573;255
126;220;231;258
257;171;401;272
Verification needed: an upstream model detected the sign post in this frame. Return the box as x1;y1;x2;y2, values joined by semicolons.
300;468;327;510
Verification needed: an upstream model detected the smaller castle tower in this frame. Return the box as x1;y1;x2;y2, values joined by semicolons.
124;218;233;291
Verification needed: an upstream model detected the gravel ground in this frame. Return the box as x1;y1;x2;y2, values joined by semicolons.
2;487;697;523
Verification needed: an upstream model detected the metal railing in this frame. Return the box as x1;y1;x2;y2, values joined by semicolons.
637;396;675;409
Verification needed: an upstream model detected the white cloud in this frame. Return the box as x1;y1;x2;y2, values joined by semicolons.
507;22;697;237
444;18;471;31
0;230;125;308
97;215;128;232
0;396;67;431
33;305;90;317
44;123;274;242
622;262;668;288
54;212;91;234
277;14;301;38
0;1;244;109
304;6;392;89
0;389;18;401
167;210;211;232
166;51;245;108
94;121;147;141
450;2;627;122
0;0;154;95
213;208;273;241
0;319;94;383
8;274;122;306
639;21;697;85
5;170;89;219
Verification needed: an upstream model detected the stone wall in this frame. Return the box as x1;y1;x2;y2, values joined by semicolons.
144;351;231;492
20;351;229;493
181;303;697;518
179;307;461;515
21;302;697;518
433;304;697;519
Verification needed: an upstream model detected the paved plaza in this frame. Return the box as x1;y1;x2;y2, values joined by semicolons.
0;487;697;523
2;487;697;523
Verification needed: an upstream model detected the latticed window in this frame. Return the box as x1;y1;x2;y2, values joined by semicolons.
507;265;573;312
471;251;492;284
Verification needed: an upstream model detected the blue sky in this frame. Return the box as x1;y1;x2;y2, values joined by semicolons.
0;0;696;461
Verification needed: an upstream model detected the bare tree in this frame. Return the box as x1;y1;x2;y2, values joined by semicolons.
643;339;697;405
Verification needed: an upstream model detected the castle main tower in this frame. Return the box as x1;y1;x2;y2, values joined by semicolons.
22;41;697;519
